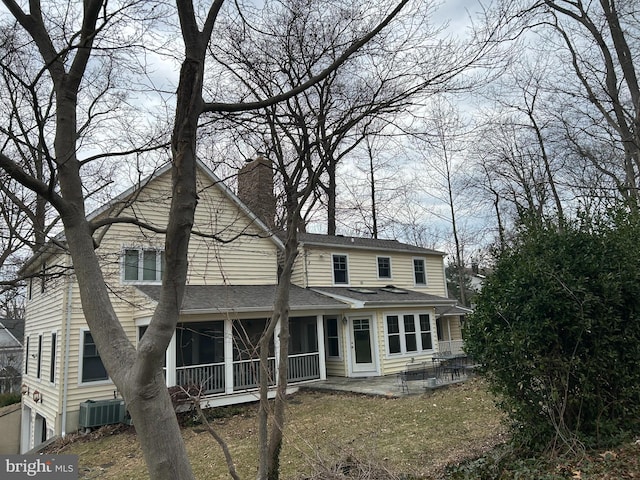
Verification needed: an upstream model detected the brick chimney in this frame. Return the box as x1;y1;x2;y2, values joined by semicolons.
237;155;276;229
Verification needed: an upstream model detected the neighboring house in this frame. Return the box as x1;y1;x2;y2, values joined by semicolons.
0;319;23;395
19;158;466;451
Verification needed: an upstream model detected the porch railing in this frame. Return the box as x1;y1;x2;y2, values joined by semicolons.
233;357;276;391
287;352;320;382
438;339;465;356
176;362;225;394
173;353;320;395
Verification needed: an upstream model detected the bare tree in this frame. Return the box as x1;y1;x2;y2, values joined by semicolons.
486;0;640;212
410;99;477;305
0;1;413;478
338;130;410;238
210;0;500;235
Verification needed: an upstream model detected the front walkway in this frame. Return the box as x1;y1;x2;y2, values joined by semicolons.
300;370;471;398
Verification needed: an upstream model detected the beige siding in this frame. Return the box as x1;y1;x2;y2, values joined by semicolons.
22;252;70;441
290;247;307;286
95;167;279;287
295;246;447;296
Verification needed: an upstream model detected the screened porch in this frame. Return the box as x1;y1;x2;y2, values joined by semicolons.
167;316;323;395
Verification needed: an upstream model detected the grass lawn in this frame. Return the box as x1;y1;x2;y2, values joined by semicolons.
47;379;507;479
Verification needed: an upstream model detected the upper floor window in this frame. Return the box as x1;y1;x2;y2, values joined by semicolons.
332;254;349;285
377;256;391;279
413;258;426;285
123;248;164;282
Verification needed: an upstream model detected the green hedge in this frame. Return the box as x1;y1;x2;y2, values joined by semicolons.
464;212;640;452
0;392;21;407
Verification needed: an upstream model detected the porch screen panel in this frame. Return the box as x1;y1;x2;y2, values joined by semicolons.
232;319;274;390
175;321;225;394
176;321;224;366
290;316;318;354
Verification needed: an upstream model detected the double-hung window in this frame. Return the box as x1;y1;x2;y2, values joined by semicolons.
377;256;391;279
81;331;108;383
385;313;433;355
413;258;426;285
123;248;164;282
332;254;349;285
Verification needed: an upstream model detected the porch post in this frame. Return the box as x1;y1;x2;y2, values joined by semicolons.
225;319;234;394
317;314;327;380
165;331;176;387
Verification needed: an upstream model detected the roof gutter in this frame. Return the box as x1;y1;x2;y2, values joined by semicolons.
362;300;457;308
179;303;346;316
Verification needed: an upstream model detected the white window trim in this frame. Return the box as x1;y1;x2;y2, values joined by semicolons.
376;256;392;280
78;328;112;386
121;246;164;284
383;311;434;357
331;253;350;286
325;316;342;359
412;257;427;286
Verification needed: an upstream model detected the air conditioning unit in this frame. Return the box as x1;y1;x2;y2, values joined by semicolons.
78;399;125;429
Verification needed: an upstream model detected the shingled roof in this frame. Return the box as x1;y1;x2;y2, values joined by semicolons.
136;284;346;314
297;232;445;255
0;319;23;348
309;286;456;309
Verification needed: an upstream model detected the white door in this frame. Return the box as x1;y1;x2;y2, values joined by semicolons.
350;317;377;374
21;405;32;453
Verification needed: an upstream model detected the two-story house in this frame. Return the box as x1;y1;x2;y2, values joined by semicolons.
18;158;464;452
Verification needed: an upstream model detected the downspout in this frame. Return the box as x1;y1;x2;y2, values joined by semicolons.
301;243;309;288
61;273;73;437
442;255;449;298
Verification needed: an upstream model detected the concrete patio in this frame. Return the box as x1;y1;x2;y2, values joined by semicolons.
300;370;472;398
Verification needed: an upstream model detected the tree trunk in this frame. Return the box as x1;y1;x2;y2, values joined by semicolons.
327;156;337;235
267;229;298;480
368;142;378;239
